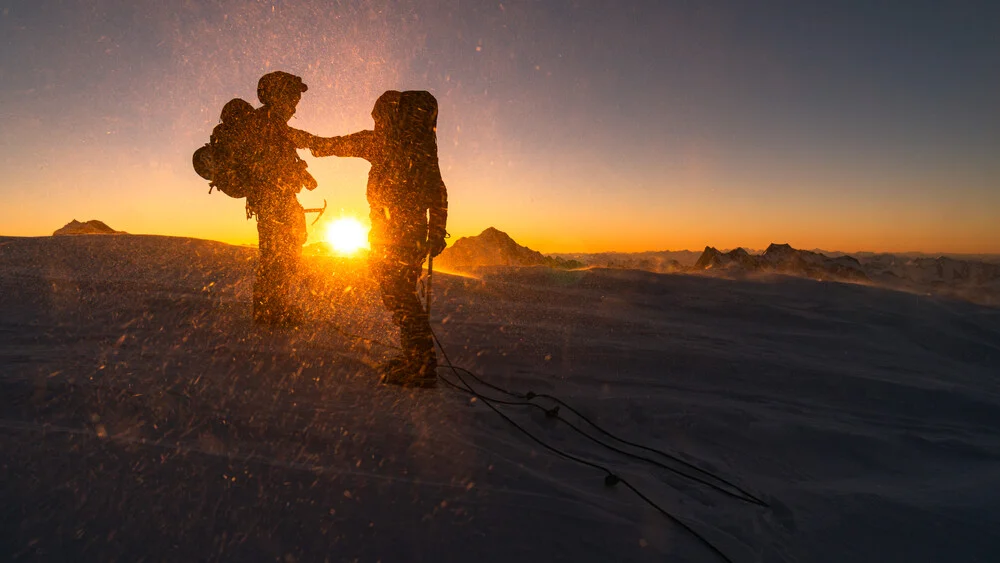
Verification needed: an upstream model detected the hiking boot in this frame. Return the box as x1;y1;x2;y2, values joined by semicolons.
379;355;437;389
377;355;407;374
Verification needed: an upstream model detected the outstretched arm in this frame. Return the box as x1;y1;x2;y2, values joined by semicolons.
286;126;317;150
310;130;376;161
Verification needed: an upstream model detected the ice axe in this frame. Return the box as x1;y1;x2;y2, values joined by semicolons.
303;199;327;226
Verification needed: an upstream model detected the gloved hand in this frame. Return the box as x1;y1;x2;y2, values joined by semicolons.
303;174;318;191
426;233;447;257
427;207;448;257
296;162;318;191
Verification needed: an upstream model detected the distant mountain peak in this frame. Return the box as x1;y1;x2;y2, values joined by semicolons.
694;246;755;269
763;243;795;255
477;227;516;243
53;219;122;236
436;227;581;271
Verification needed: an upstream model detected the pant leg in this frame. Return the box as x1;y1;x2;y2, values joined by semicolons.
373;242;433;365
254;195;305;323
254;210;280;322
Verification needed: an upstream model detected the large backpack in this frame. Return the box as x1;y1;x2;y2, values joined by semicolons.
192;99;256;199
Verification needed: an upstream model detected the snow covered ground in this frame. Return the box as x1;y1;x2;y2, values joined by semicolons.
2;234;999;562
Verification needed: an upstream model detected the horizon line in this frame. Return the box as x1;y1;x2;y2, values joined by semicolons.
6;230;1000;259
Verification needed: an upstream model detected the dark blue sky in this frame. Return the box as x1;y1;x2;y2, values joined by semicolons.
2;0;998;251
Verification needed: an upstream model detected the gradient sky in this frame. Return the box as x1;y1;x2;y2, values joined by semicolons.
1;0;998;253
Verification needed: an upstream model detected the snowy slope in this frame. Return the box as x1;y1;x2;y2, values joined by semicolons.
2;235;1000;562
549;250;698;272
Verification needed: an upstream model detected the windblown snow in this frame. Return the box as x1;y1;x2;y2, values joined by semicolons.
2;233;999;562
444;228;1000;306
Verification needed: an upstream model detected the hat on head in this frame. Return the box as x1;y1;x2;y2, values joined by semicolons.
257;71;308;106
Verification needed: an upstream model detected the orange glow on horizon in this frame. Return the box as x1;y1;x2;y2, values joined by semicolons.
3;166;997;257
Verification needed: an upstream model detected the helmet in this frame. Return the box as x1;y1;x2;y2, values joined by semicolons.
257;71;308;106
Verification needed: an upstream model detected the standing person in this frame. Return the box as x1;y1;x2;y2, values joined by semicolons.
245;71;319;326
311;90;448;387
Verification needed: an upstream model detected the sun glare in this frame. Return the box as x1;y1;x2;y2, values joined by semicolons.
324;217;369;255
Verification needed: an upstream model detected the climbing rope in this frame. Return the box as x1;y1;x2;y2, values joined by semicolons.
430;337;739;563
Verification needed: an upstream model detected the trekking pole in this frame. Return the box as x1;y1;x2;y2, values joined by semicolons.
425;253;433;317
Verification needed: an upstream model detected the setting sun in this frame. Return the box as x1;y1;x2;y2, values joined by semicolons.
324;217;369;255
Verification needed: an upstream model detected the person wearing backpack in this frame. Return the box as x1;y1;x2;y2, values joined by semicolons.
241;71;319;327
194;72;319;327
310;90;448;387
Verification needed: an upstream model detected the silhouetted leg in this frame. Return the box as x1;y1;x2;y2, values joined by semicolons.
253;196;306;326
374;244;435;386
254;212;279;324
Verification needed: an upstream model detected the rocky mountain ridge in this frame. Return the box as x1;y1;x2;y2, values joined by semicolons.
435;227;582;271
53;220;122;236
694;243;870;282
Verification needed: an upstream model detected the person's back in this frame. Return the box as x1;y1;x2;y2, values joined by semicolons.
311;90;446;248
395;90;447;247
